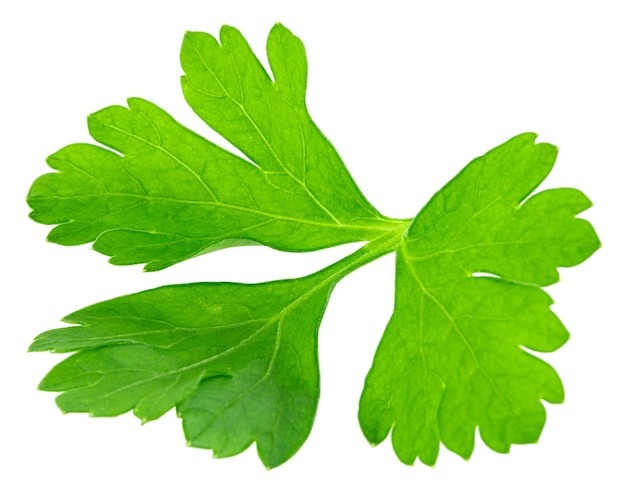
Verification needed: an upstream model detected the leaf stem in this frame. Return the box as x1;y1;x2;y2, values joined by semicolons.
308;221;408;290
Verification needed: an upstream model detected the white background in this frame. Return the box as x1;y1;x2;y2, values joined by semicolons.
2;1;624;490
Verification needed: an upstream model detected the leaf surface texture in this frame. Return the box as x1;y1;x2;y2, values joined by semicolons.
358;134;600;465
28;25;601;469
28;25;397;271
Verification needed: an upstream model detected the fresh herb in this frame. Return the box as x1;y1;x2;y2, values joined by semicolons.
27;24;600;469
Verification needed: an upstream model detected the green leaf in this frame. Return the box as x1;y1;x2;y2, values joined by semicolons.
30;234;397;468
181;25;379;225
358;133;601;465
34;278;328;468
28;23;601;469
27;24;402;271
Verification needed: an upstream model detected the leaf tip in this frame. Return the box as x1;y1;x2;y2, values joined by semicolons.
218;24;241;44
27;341;42;353
182;29;202;42
142;261;163;273
514;131;558;156
270;22;290;36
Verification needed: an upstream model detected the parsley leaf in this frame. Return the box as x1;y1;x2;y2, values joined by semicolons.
27;25;402;272
359;134;600;465
30;234;396;468
27;24;600;468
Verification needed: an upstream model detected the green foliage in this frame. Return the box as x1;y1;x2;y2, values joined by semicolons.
29;25;402;271
358;134;599;465
27;24;600;469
